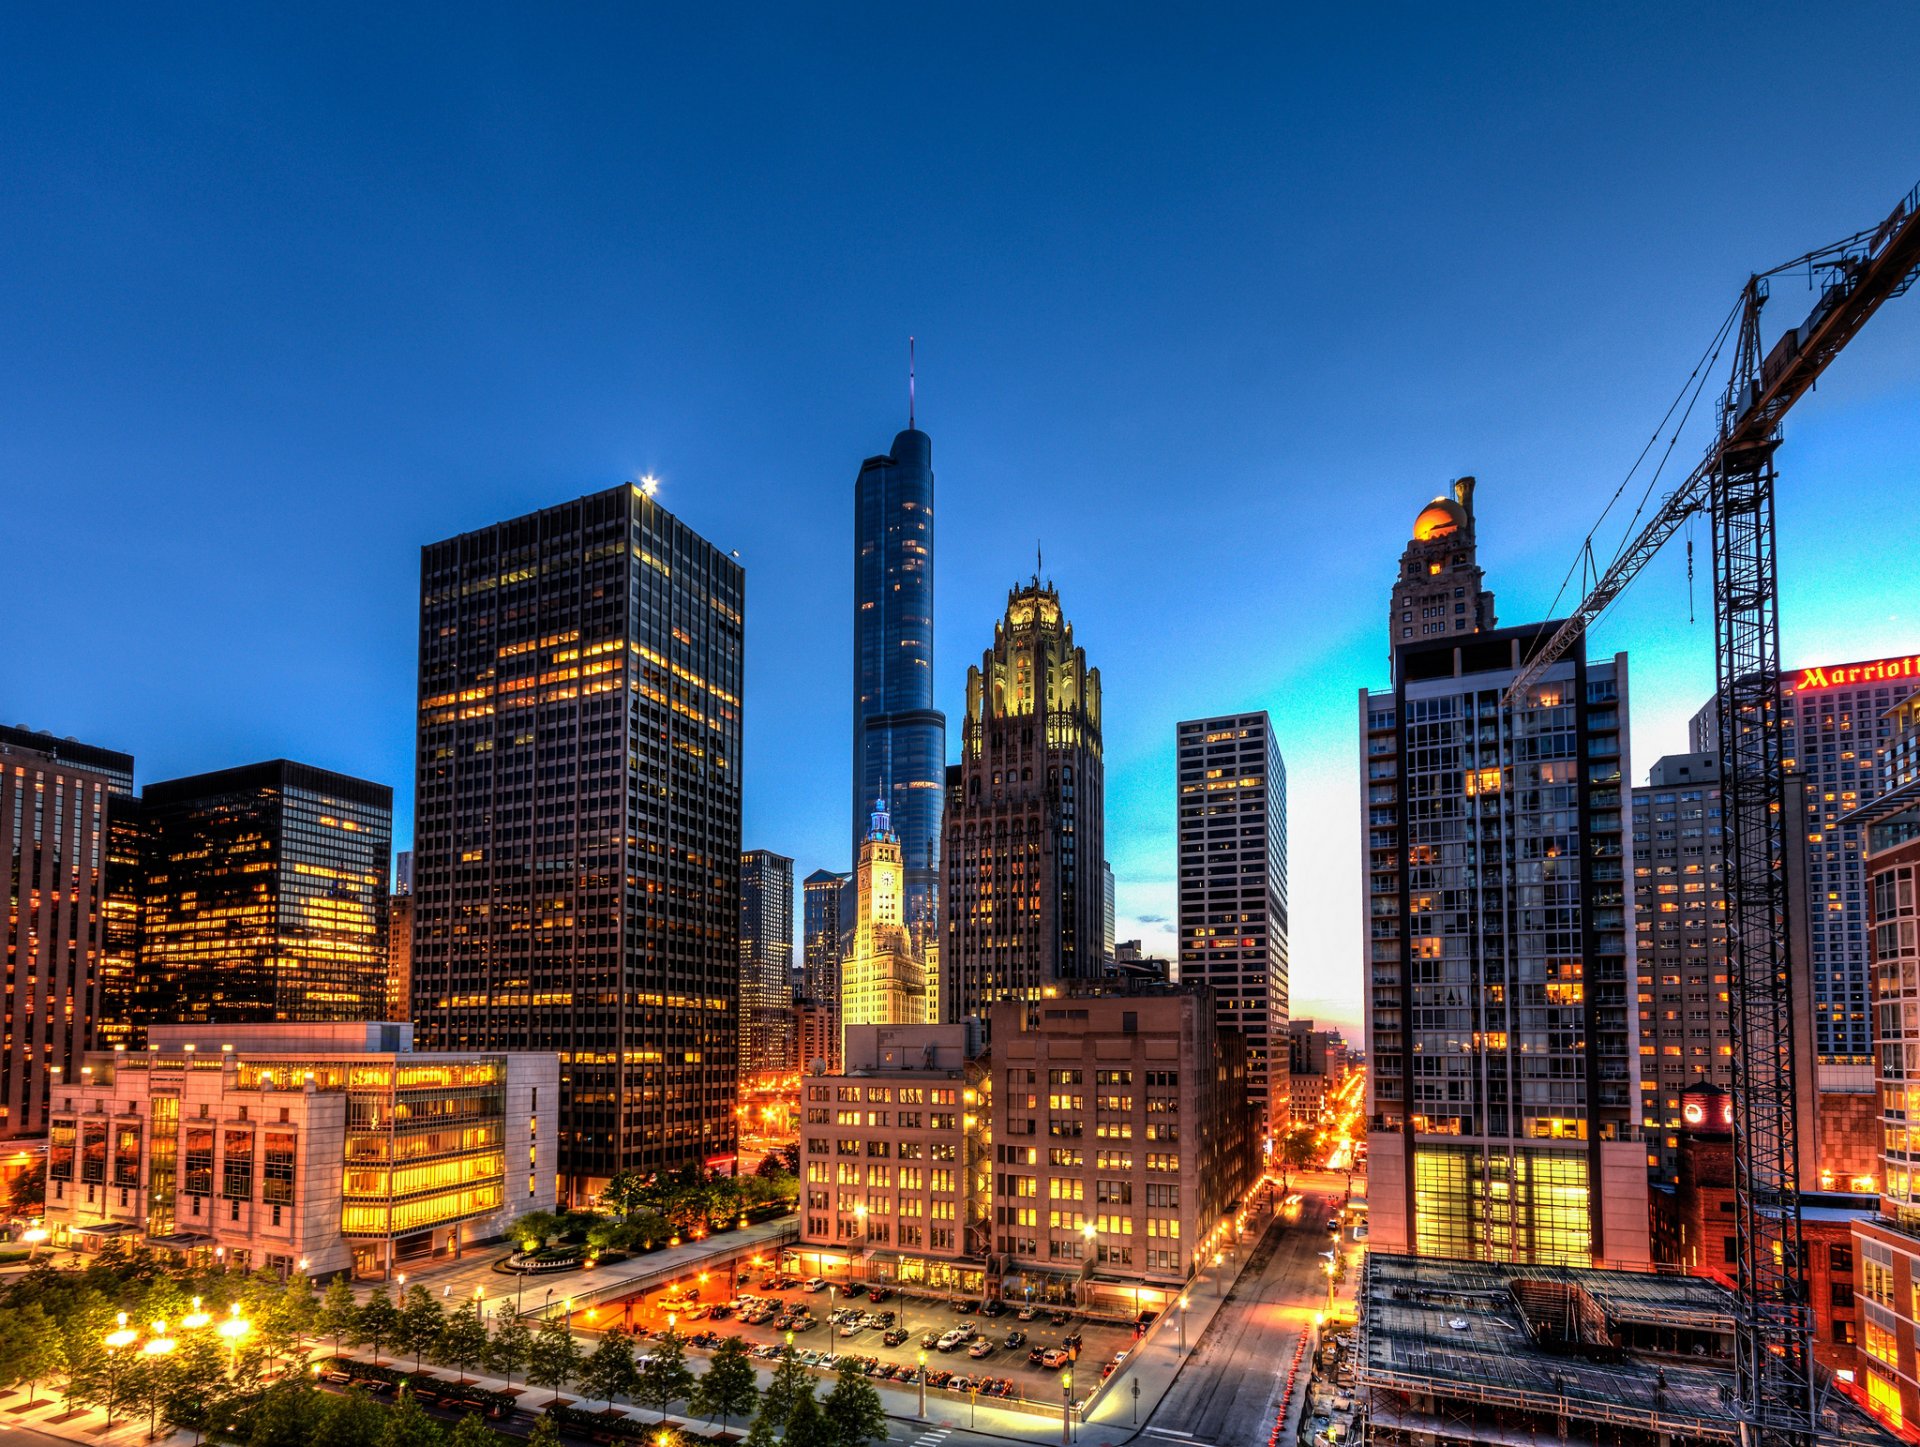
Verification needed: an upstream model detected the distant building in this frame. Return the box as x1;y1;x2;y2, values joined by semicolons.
411;483;745;1197
1287;1020;1346;1124
740;850;796;1083
394;850;413;896
1177;712;1289;1136
1362;483;1648;1267
387;894;414;1024
841;800;929;1042
1112;939;1172;984
44;1022;558;1279
0;726;135;1139
137;761;392;1025
1386;475;1496;657
942;577;1105;1022
852;426;947;964
1101;861;1115;965
791;999;835;1077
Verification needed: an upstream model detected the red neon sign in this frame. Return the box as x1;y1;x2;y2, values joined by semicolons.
1791;654;1920;693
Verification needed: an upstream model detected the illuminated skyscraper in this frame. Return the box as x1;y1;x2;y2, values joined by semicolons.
0;725;134;1139
740;849;795;1083
942;576;1105;1021
801;868;848;1069
138;760;392;1025
1177;711;1289;1136
1362;487;1648;1267
853;426;946;962
841;799;928;1040
412;483;745;1198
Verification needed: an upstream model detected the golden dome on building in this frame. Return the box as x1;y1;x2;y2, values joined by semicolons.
1412;497;1468;542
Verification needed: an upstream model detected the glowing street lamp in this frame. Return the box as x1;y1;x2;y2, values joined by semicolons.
1060;1369;1074;1445
917;1350;928;1419
103;1313;138;1428
21;1225;48;1263
181;1297;213;1331
218;1302;251;1372
1178;1295;1189;1353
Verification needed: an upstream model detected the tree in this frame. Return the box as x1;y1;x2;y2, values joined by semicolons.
598;1171;645;1221
526;1317;582;1396
246;1381;321;1447
440;1302;490;1383
8;1159;46;1214
316;1277;360;1355
579;1328;637;1408
446;1412;500;1447
634;1331;693;1423
399;1285;447;1371
163;1332;231;1444
1277;1125;1317;1193
758;1351;813;1434
0;1303;62;1407
54;1290;115;1413
311;1388;388;1447
276;1271;320;1365
740;1409;778;1447
508;1210;564;1251
689;1335;758;1436
525;1415;564;1447
356;1285;402;1365
821;1361;888;1447
487;1313;533;1386
630;1210;670;1250
782;1390;832;1447
379;1392;445;1447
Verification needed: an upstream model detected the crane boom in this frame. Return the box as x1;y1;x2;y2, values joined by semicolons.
1504;180;1920;707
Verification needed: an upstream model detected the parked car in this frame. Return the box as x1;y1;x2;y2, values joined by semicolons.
1004;1330;1027;1349
937;1329;970;1352
1048;1311;1069;1326
883;1328;909;1347
804;1277;828;1292
968;1340;994;1359
922;1331;942;1350
955;1300;977;1315
1016;1305;1037;1321
1040;1348;1070;1370
867;1287;893;1304
681;1304;709;1321
981;1299;1006;1317
843;1282;867;1299
948;1375;974;1394
1027;1346;1048;1366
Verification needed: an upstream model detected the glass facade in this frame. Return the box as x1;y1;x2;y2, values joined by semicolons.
852;428;947;959
412;483;744;1194
137;762;392;1023
739;850;795;1082
1366;624;1636;1265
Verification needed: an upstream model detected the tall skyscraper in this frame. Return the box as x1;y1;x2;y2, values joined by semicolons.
1176;712;1290;1136
1630;752;1730;1182
739;850;795;1083
1362;487;1648;1267
1695;652;1920;1065
0;726;133;1139
842;799;928;1039
412;483;745;1197
801;868;848;1069
138;761;392;1024
853;426;947;963
942;576;1105;1022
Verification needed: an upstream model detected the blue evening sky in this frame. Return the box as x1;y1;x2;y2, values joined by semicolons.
5;6;1918;1034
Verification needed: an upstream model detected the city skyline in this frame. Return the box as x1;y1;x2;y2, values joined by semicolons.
8;10;1920;1040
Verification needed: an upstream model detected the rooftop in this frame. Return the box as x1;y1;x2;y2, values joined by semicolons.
1359;1253;1893;1445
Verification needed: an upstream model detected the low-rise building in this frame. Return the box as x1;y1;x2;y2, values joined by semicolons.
986;986;1257;1312
44;1022;557;1279
795;1023;988;1295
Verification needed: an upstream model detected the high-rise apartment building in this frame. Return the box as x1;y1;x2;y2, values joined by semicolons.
800;869;847;1071
1362;489;1648;1267
1846;683;1920;1434
1630;752;1732;1182
1176;712;1290;1136
841;801;929;1040
388;895;414;1024
853;426;947;962
412;483;745;1197
739;850;795;1084
138;760;391;1025
0;726;134;1139
942;578;1105;1023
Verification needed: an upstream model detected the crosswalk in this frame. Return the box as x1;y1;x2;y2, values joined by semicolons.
907;1428;953;1447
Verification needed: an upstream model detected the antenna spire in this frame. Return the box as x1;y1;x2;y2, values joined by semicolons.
1036;540;1043;585
908;336;916;429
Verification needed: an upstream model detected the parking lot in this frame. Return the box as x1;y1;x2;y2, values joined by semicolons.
588;1272;1143;1408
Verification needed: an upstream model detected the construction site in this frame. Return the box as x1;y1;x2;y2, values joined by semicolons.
1355;1253;1894;1446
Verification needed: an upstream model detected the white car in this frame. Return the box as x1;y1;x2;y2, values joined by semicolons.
937;1328;970;1352
803;1277;828;1293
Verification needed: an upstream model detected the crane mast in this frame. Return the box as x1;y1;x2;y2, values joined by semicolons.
1504;181;1920;1446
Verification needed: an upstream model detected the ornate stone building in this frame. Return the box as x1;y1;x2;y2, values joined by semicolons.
942;577;1105;1023
841;800;929;1044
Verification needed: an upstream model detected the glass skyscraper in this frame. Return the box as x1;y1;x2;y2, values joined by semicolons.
853;427;946;960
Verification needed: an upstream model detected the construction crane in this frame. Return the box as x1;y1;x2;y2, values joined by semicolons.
1504;180;1920;1446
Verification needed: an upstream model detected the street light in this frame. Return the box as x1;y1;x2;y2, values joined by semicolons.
1060;1369;1074;1445
218;1302;250;1373
917;1350;928;1419
143;1321;177;1439
181;1297;212;1331
1178;1295;1189;1353
21;1226;47;1263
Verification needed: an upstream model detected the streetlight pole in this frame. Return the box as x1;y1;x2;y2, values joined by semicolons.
1131;1375;1140;1426
1060;1370;1073;1445
104;1314;137;1428
1178;1295;1188;1353
917;1351;927;1420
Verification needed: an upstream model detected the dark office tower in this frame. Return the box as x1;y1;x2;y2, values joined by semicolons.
942;577;1105;1021
801;868;848;1069
100;794;146;1049
413;483;745;1198
739;850;795;1084
1389;476;1496;656
140;761;391;1023
1176;712;1290;1138
853;427;947;963
0;726;133;1138
1361;491;1649;1268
